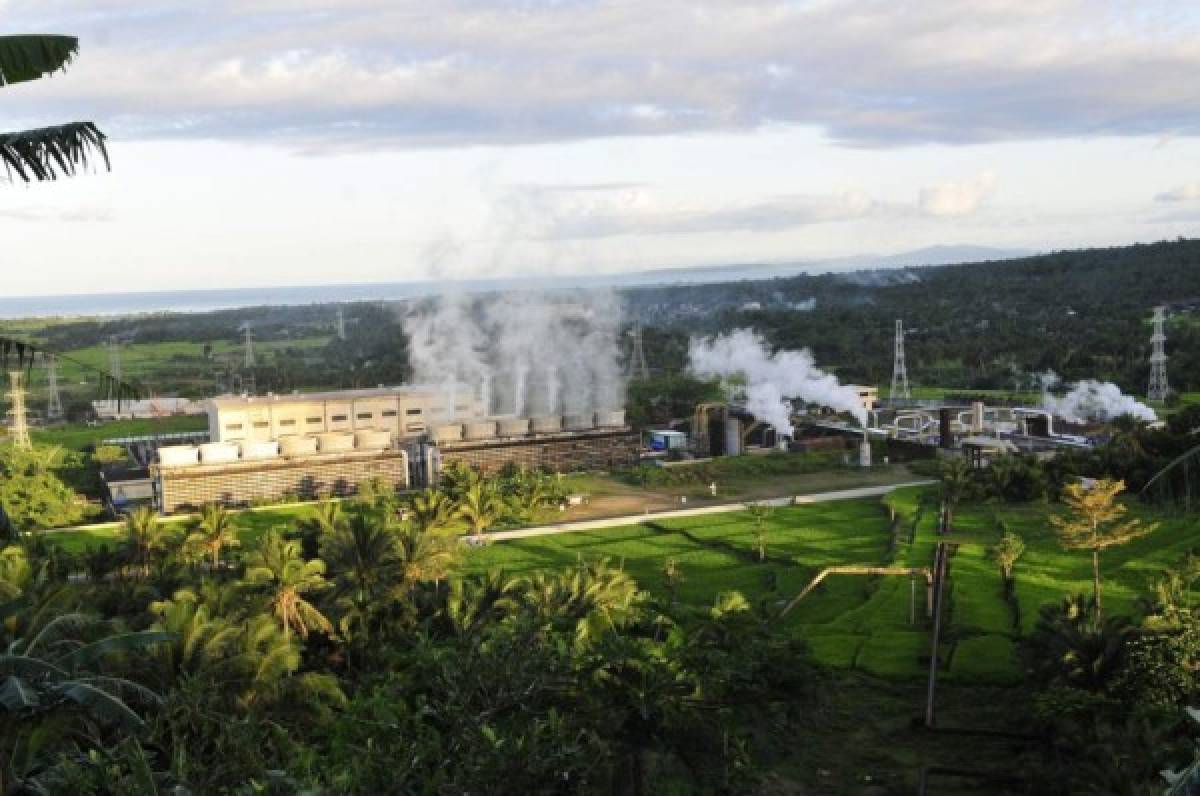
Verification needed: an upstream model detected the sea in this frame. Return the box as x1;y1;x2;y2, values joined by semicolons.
0;263;814;320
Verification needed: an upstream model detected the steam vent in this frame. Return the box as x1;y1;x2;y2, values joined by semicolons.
152;387;637;513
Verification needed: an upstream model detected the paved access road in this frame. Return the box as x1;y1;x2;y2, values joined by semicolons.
486;480;936;542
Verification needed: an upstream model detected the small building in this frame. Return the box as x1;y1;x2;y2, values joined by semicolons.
92;397;205;421
647;430;688;452
844;385;880;412
961;436;1019;468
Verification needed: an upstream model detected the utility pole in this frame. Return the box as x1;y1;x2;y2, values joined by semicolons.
1148;306;1169;402
6;370;31;450
45;354;63;423
627;323;650;381
891;319;911;403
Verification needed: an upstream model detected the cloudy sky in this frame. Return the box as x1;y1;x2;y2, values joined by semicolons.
2;0;1200;294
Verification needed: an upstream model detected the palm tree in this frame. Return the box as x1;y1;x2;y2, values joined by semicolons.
0;35;109;182
147;589;239;683
394;520;461;593
521;558;643;648
185;504;241;570
1029;594;1132;691
457;480;503;538
441;569;522;637
295;500;346;559
939;458;972;532
320;509;401;639
123;506;170;575
0;546;30;602
245;530;333;640
407;488;456;534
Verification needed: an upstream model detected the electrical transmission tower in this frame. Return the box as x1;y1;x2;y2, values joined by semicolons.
627;323;649;381
1148;305;1169;402
336;307;346;341
6;370;31;450
890;319;911;403
243;323;255;369
45;354;63;423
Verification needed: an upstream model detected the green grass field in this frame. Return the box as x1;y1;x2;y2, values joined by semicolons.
31;415;208;451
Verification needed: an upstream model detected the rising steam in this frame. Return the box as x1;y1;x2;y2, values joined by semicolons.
1040;371;1157;423
688;328;867;436
404;289;624;419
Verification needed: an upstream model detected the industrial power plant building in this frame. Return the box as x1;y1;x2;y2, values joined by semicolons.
152;386;637;513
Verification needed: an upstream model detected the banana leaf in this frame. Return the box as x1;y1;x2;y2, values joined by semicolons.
0;35;78;86
0;121;110;182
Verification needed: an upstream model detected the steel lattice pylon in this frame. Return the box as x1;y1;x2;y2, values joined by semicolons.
45;354;63;422
891;319;911;402
6;370;31;450
1148;306;1169;402
627;323;649;381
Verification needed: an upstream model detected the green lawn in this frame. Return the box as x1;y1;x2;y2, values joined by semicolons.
32;415;208;451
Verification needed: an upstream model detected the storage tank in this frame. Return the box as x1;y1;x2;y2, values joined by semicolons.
158;445;199;467
279;436;318;457
724;416;741;456
497;417;530;437
240;441;279;461
354;430;392;450
316;433;355;454
198;443;239;465
594;409;625;428
530;415;562;434
563;413;595;431
464;421;498;441
433;423;464;443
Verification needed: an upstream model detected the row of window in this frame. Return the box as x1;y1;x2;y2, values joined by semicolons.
225;407;418;433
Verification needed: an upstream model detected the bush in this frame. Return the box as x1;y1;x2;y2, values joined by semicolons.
949;635;1022;685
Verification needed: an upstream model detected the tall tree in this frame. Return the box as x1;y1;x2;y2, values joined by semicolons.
245;530;333;640
123;506;171;576
185;504;240;570
1052;479;1158;618
457;480;503;538
0;36;109;181
407;488;455;534
939;458;972;532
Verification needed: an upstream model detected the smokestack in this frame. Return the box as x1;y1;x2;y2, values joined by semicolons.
939;408;953;449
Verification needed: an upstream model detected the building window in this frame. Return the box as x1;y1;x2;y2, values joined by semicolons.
331;414;348;422
307;417;322;424
356;412;372;420
279;419;296;427
225;423;243;431
382;409;398;418
405;408;422;416
253;421;269;429
406;423;426;433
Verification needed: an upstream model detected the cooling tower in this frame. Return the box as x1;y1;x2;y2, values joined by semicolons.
563;413;595;431
497;417;531;437
594;410;625;428
530;415;562;433
240;441;280;461
158;445;199;467
433;423;464;443
354;430;393;450
316;433;355;453
279;436;318;457
198;443;240;465
464;421;498;440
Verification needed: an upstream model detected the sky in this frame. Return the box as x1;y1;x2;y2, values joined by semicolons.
2;0;1200;295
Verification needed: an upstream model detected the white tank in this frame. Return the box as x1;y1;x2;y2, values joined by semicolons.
316;433;355;453
530;415;562;434
279;436;318;457
198;443;239;465
240;441;279;460
497;417;530;436
158;445;199;467
563;413;595;431
594;410;625;428
433;423;464;443
354;430;392;450
464;421;497;440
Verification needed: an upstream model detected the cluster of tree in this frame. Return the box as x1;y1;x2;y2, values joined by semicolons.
0;473;813;792
0;444;91;534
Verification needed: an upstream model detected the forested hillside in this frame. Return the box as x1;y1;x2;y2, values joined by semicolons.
630;238;1200;393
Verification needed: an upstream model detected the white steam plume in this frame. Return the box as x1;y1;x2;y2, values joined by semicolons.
1042;378;1157;424
688;328;867;436
404;289;624;419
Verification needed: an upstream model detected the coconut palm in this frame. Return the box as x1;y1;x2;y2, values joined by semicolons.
0;35;109;182
295;500;346;559
320;509;401;639
245;530;333;640
457;480;503;538
394;520;461;594
442;569;523;637
521;558;643;647
185;504;241;570
407;488;456;534
123;506;171;575
147;589;239;682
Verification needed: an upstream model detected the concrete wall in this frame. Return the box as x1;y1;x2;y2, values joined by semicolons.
155;450;408;513
436;430;639;476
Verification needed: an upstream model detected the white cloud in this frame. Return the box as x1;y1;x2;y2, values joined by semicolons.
918;171;998;217
1155;181;1200;202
